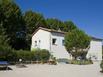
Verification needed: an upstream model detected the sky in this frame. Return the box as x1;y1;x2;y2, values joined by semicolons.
15;0;103;39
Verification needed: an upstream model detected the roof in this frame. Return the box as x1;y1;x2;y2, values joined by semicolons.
91;37;103;41
32;27;103;41
32;27;66;36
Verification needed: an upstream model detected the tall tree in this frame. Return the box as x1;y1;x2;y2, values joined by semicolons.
46;18;77;32
64;21;77;32
23;10;48;49
0;24;8;46
0;0;26;50
65;29;91;60
46;18;63;30
24;10;48;34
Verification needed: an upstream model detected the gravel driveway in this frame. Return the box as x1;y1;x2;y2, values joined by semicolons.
0;62;102;77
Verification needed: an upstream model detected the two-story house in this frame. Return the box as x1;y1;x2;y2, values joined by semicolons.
31;27;103;60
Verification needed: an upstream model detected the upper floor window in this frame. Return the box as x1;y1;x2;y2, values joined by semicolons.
52;38;57;45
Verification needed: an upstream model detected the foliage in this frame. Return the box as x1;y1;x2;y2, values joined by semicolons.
100;60;103;72
46;18;64;30
32;49;50;62
0;0;26;50
64;21;77;31
23;10;48;49
102;45;103;59
65;29;91;60
0;0;79;51
0;45;13;61
15;50;31;61
39;49;50;62
46;18;77;32
23;10;48;34
0;0;91;63
69;59;93;65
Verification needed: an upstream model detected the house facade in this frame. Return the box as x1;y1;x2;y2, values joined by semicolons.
86;37;103;60
31;27;103;60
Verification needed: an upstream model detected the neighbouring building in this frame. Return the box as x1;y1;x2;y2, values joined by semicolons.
31;27;103;60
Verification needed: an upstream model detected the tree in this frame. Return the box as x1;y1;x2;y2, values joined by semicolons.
23;10;48;49
46;18;61;30
0;0;26;50
46;18;66;31
24;10;48;34
46;18;77;32
65;29;91;60
64;21;77;32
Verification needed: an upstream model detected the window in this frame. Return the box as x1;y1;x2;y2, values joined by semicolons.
39;40;41;43
38;40;41;48
35;41;37;47
62;40;65;46
52;38;57;45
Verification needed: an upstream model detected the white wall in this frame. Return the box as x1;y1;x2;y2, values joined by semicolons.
31;29;102;60
31;29;50;51
87;40;102;61
50;32;71;59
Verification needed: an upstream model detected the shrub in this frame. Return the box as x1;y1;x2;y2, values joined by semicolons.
31;49;50;63
69;59;93;65
100;60;103;72
33;49;41;61
15;50;34;61
39;49;50;62
0;45;13;61
0;47;50;64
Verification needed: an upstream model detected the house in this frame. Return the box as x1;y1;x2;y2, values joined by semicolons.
86;37;103;60
31;27;103;60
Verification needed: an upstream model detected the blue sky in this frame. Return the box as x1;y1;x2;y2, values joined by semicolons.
15;0;103;38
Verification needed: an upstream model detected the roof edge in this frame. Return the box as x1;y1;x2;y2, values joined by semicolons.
32;27;66;36
32;27;103;41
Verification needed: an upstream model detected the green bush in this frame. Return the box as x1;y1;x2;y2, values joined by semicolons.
39;49;50;62
32;49;41;61
69;59;93;65
100;60;103;72
0;47;50;64
0;45;13;61
16;50;33;61
32;49;50;62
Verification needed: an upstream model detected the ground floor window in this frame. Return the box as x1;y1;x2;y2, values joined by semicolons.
52;38;57;45
35;41;37;47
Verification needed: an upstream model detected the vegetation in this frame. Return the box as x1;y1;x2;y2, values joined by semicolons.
0;0;78;50
23;11;48;49
68;59;93;65
46;19;77;32
0;0;92;64
0;0;26;50
102;45;103;59
100;60;103;73
0;48;50;64
65;29;91;60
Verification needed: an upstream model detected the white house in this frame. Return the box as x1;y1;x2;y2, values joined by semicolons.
86;37;103;61
31;27;103;60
